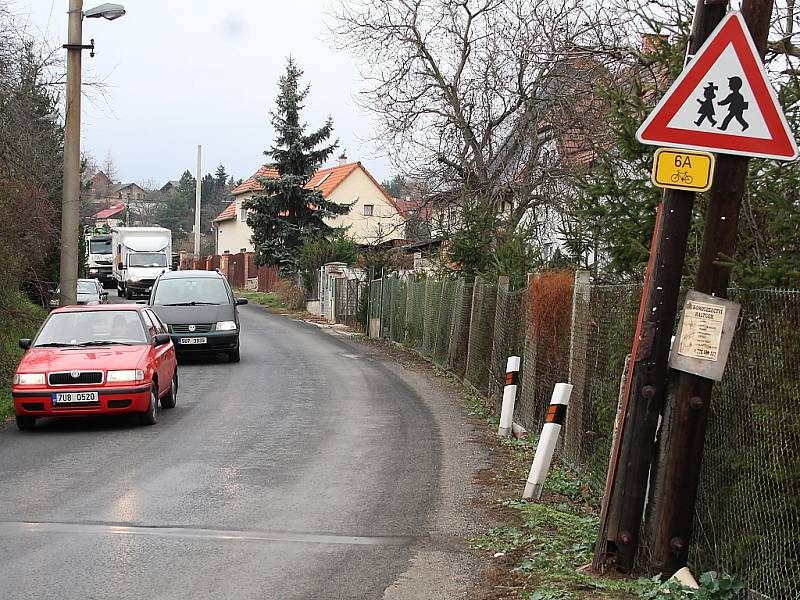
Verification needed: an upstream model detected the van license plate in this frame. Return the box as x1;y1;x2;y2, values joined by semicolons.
180;337;207;345
52;391;99;405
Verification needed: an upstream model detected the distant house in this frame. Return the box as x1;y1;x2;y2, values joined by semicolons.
213;158;406;255
108;183;147;202
92;203;126;228
160;180;181;194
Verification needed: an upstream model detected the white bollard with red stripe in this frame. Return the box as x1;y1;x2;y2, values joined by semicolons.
497;356;521;437
523;382;573;500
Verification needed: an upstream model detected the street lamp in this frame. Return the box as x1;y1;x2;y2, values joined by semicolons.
59;1;125;306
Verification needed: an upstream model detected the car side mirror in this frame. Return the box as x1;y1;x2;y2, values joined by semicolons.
235;298;248;306
153;333;171;346
18;339;31;350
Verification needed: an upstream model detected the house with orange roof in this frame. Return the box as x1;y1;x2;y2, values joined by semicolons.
212;157;406;255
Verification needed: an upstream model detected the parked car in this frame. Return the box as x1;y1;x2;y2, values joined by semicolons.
49;279;110;308
148;270;247;362
12;304;178;430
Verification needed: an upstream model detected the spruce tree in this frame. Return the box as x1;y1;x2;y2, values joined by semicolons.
245;58;349;275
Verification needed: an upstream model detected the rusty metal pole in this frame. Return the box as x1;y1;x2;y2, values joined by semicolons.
652;0;773;576
593;0;729;573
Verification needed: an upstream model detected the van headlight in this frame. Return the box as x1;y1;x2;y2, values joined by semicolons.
14;373;46;385
216;321;237;331
107;369;144;383
128;275;140;283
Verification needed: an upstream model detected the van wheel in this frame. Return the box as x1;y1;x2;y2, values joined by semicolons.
15;415;36;431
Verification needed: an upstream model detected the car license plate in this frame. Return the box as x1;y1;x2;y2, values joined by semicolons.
52;391;99;405
180;337;207;345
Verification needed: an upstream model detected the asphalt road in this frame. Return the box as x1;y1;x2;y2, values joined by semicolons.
0;296;466;599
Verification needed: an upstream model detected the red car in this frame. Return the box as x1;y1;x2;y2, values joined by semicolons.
12;304;178;431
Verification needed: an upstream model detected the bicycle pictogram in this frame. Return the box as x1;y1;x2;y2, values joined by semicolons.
670;170;694;184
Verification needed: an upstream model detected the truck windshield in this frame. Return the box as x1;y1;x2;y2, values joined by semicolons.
152;278;230;305
35;310;147;346
129;253;167;267
89;239;112;254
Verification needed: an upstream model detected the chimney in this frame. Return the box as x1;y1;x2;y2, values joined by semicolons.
338;152;348;166
641;33;669;55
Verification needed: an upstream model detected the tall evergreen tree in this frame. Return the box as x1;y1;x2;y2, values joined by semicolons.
245;58;349;275
214;164;228;188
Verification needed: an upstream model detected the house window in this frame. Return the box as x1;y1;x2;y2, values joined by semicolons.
363;204;374;216
240;205;247;222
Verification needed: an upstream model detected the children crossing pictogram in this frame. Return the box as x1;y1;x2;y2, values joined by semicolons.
637;12;798;161
694;82;718;127
717;76;749;131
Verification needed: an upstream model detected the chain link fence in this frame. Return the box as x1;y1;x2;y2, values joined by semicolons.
364;272;799;598
688;289;800;599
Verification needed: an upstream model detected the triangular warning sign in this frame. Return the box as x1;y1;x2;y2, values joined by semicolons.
637;12;798;161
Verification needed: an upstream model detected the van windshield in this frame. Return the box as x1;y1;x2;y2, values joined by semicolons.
129;253;167;267
152;278;230;306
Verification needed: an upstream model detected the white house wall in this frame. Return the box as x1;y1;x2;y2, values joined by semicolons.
216;195;255;254
325;168;406;244
215;167;406;253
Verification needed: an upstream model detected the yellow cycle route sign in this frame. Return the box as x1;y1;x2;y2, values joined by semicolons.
651;148;715;192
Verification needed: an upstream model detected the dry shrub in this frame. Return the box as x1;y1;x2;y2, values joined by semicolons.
527;270;574;347
274;278;307;310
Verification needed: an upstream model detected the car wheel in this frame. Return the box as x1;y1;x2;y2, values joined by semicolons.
160;372;178;409
228;348;240;363
15;415;36;431
139;385;158;426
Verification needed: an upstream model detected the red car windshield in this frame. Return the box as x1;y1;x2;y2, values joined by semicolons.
34;311;148;347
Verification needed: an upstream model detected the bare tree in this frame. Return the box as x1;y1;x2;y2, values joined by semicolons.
331;0;610;233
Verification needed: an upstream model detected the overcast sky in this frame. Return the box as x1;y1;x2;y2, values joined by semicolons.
18;0;392;187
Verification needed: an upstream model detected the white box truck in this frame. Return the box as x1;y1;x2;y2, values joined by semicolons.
112;227;172;299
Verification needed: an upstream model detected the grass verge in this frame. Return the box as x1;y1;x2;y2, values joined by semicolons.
1;294;47;420
458;385;638;599
234;289;287;310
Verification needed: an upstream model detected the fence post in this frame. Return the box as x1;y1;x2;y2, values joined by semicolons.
447;278;470;374
404;278;414;345
390;275;397;341
432;279;448;361
565;270;591;462
464;276;484;386
489;276;511;403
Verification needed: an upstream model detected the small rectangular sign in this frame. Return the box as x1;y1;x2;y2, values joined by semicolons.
669;291;741;381
651;148;715;192
677;300;726;361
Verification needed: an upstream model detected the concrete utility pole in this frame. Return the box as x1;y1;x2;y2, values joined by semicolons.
651;0;774;575
593;0;729;573
59;0;84;306
58;2;125;305
194;144;202;256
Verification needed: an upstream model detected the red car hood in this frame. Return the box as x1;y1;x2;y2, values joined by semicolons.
18;345;150;374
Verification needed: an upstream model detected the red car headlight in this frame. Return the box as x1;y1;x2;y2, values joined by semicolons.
106;369;145;383
13;373;46;385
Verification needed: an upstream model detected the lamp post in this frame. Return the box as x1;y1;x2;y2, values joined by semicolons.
59;2;125;306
